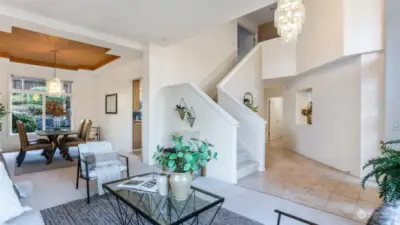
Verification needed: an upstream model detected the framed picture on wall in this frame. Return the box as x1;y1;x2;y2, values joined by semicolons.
105;93;118;114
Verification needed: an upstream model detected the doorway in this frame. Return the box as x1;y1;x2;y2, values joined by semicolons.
132;79;142;160
267;97;283;141
237;25;256;62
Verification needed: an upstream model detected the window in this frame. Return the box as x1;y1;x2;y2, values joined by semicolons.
11;76;72;133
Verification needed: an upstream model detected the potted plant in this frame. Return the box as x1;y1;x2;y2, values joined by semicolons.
153;135;217;200
46;100;67;130
0;103;8;131
176;104;186;120
243;92;259;112
362;140;400;202
301;101;312;125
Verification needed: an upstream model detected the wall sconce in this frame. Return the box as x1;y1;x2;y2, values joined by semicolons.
187;107;196;128
176;97;187;120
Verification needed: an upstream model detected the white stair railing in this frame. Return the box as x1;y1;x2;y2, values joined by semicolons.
161;83;239;183
217;43;267;173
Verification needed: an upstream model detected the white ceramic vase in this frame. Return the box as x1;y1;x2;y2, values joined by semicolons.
169;172;193;201
156;174;169;196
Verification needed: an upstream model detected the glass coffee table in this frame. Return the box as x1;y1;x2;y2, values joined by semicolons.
103;173;224;225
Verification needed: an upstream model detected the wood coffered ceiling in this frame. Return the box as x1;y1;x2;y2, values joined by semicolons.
0;27;120;71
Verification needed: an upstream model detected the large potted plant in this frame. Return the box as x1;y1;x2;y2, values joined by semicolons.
153;135;217;200
362;140;400;202
46;100;67;130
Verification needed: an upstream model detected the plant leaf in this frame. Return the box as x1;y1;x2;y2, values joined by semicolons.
168;160;176;168
184;163;191;172
199;160;207;167
191;164;199;171
200;152;208;160
169;153;177;160
200;143;208;152
185;153;193;162
213;152;218;160
153;151;158;159
177;152;184;158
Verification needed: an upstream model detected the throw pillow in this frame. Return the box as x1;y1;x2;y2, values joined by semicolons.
367;201;400;225
0;153;21;198
0;162;31;224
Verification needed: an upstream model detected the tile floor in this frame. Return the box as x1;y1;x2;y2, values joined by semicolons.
238;139;382;223
3;150;362;225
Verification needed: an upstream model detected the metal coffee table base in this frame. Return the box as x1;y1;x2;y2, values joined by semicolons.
104;189;223;225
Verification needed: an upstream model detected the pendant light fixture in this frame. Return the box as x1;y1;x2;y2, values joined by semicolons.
46;51;62;96
274;0;305;43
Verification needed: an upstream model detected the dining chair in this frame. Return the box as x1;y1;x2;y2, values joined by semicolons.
61;120;92;158
76;142;129;204
64;119;85;142
16;121;54;167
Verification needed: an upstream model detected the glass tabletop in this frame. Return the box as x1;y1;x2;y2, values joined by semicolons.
36;129;78;136
103;173;224;225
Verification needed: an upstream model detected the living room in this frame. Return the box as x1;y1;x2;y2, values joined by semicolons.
0;0;397;225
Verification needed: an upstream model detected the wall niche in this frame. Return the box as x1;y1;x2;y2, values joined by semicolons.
296;88;313;125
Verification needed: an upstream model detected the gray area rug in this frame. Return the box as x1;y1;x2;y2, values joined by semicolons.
41;195;263;225
14;148;78;176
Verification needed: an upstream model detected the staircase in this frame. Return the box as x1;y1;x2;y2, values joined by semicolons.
237;141;259;179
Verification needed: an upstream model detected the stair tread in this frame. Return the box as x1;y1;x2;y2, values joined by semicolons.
237;148;249;153
237;160;258;169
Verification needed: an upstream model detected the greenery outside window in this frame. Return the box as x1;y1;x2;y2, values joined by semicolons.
10;76;72;133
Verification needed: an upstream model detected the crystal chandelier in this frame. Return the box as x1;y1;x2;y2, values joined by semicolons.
46;51;62;96
274;0;305;42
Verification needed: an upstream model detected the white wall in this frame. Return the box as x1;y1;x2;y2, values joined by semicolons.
296;0;383;74
262;38;297;79
343;0;384;56
141;22;239;164
217;43;267;172
162;83;238;183
0;61;101;150
281;53;385;177
218;89;266;171
97;61;143;153
283;56;362;176
163;22;237;92
297;0;344;74
220;44;265;118
360;52;385;176
385;0;400;141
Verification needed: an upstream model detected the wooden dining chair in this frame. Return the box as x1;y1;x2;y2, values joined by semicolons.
16;121;54;167
67;119;85;140
61;120;92;155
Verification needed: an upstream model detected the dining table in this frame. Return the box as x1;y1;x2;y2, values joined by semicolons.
36;129;78;164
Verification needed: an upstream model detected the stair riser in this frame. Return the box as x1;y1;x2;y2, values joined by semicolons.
237;152;250;163
237;164;259;179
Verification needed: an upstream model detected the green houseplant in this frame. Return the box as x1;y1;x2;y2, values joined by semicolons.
0;103;7;131
0;103;7;120
362;140;400;202
153;135;217;200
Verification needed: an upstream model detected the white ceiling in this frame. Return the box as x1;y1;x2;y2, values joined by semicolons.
0;0;274;45
245;3;277;25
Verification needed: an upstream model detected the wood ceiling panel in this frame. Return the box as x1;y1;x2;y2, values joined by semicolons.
0;27;120;71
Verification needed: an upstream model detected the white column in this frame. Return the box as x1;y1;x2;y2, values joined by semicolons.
385;0;400;140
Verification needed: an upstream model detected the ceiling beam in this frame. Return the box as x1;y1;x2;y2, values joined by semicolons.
0;4;145;51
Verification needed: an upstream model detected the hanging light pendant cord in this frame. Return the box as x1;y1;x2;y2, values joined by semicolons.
53;50;57;78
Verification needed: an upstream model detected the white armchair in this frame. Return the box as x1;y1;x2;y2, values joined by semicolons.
76;142;130;204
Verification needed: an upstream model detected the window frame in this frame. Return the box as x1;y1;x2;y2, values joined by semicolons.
9;75;73;135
